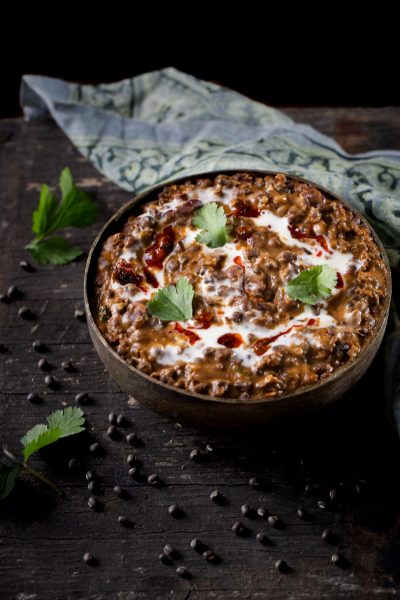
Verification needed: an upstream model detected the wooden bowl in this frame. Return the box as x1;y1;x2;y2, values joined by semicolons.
84;171;391;429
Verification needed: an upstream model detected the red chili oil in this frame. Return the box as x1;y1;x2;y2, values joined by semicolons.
191;309;213;329
217;333;243;348
144;226;175;269
288;225;333;255
233;202;260;218
143;267;159;288
336;272;344;289
233;256;245;269
253;318;317;356
113;260;145;290
175;322;200;344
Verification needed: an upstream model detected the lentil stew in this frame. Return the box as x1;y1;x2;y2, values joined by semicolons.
92;173;388;400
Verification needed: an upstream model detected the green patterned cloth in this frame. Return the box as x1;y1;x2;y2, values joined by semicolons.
21;67;400;265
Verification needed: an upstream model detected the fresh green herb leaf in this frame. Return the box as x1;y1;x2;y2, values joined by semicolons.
285;265;337;305
32;184;59;237
21;427;62;462
21;407;85;462
26;167;99;265
0;463;21;500
26;238;83;266
1;407;86;500
192;202;229;248
147;277;194;321
46;406;85;438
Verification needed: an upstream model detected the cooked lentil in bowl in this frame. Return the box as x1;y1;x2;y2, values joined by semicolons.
93;172;388;400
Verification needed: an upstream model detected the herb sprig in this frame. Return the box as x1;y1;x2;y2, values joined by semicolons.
147;277;194;321
0;407;85;500
285;264;337;305
26;168;99;265
192;202;230;248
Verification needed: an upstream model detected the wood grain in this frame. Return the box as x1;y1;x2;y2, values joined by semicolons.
1;110;400;600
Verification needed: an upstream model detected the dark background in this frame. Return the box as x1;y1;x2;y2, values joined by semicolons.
1;15;398;118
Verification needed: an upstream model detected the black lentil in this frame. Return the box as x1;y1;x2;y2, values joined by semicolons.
275;559;290;573
32;340;47;352
257;506;269;519
83;552;97;566
232;521;249;537
249;476;261;489
163;544;180;559
168;504;183;518
74;308;86;321
147;473;161;486
107;425;121;440
190;448;203;462
158;552;173;565
118;515;133;527
38;358;51;371
27;392;42;404
241;504;255;518
87;481;98;493
44;375;58;389
256;532;271;545
88;496;102;511
108;412;117;425
209;489;224;504
75;392;90;405
18;306;35;320
190;538;206;553
67;458;78;470
116;414;129;427
126;432;138;446
61;360;74;372
89;442;101;454
203;549;220;564
19;260;34;272
7;285;20;300
176;566;191;579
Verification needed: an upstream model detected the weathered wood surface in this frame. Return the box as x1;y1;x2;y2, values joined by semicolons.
1;108;400;600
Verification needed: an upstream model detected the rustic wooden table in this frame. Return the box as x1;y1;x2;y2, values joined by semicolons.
1;108;400;600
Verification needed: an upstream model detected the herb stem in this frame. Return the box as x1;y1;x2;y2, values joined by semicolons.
2;448;63;496
23;464;63;496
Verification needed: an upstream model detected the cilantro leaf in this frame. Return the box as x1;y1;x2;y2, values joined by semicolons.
26;167;99;265
0;463;21;500
21;407;85;462
21;427;62;462
47;406;85;437
32;184;59;237
147;277;194;321
285;265;337;305
192;202;229;248
59;166;74;198
26;237;83;266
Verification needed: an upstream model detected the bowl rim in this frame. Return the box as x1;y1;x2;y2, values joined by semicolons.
84;169;392;407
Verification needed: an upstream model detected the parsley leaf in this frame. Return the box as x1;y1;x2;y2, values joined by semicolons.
285;265;337;305
26;167;99;265
192;202;229;248
1;407;85;500
21;427;62;462
0;464;21;500
21;407;85;462
147;277;194;321
26;238;83;266
47;406;86;437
